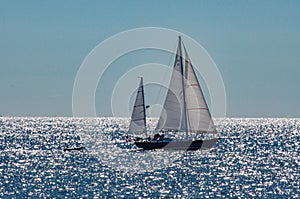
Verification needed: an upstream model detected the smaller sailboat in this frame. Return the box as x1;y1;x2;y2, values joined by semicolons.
63;146;85;152
128;36;220;151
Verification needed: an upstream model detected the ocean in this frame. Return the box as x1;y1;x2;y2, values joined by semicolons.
0;117;299;198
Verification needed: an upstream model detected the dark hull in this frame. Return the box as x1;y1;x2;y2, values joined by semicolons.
135;139;204;151
135;138;220;151
63;146;84;152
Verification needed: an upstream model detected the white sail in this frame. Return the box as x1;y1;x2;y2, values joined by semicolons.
133;37;219;151
128;77;146;134
156;37;187;132
183;44;216;134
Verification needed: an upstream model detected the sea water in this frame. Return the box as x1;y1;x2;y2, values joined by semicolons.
0;117;299;198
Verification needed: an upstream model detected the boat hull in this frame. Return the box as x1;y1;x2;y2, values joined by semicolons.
134;138;219;151
63;146;84;152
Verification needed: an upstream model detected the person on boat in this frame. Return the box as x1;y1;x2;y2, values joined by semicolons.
125;135;131;142
153;133;160;140
153;133;165;141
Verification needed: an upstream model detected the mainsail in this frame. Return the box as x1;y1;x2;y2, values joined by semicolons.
156;36;187;132
128;77;146;134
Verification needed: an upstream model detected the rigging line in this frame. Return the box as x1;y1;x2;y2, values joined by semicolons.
182;41;192;134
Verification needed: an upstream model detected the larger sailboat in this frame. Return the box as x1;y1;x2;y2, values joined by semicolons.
129;36;220;151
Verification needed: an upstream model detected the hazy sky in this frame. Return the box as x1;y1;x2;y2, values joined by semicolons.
1;1;299;117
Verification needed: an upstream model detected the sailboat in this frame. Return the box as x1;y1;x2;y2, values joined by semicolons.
129;36;220;151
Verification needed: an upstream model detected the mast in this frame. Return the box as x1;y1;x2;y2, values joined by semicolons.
178;36;189;138
141;77;147;132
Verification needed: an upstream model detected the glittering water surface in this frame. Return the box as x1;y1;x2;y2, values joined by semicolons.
0;117;299;198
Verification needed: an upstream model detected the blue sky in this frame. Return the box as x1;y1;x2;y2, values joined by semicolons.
0;0;299;117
